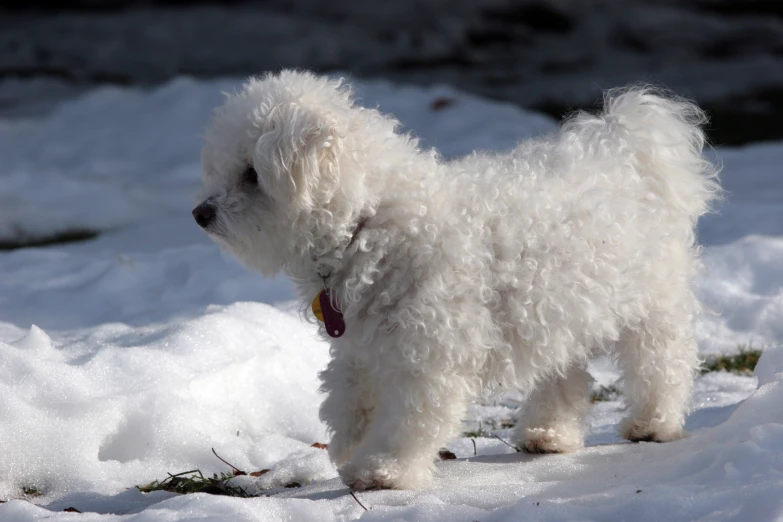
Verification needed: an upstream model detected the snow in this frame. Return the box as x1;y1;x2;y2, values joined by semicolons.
696;236;783;353
0;75;782;520
756;345;783;388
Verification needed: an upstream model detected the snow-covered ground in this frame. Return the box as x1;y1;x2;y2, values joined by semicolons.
0;76;782;521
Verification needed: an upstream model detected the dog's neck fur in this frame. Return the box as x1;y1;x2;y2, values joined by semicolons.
314;216;368;286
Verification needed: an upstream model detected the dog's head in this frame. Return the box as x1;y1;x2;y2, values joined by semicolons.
194;70;376;277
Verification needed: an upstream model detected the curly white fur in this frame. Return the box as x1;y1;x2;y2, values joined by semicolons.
195;70;721;490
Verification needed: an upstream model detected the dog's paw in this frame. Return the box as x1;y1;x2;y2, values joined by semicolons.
518;426;584;454
349;478;389;491
620;418;686;443
339;453;432;490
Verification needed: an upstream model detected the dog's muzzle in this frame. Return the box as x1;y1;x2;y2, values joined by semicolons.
192;202;217;229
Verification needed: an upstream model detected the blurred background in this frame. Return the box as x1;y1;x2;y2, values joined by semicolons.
2;0;783;146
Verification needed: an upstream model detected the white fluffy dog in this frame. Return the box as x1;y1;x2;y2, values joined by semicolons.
194;70;720;490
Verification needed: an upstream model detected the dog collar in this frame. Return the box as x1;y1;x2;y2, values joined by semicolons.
315;217;367;280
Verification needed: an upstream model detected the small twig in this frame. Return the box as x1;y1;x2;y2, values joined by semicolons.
493;434;520;452
350;491;368;511
167;469;200;479
471;438;477;456
211;448;243;474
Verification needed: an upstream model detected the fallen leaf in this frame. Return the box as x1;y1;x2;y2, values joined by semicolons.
311;442;329;450
431;97;455;111
249;469;270;477
438;449;457;460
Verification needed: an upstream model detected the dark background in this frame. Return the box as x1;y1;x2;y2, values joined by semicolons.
2;0;783;145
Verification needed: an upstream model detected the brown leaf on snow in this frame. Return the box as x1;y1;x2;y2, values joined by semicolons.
438;449;457;460
311;442;329;450
249;469;270;477
430;97;455;111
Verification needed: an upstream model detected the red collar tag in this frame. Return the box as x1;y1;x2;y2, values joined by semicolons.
313;290;346;338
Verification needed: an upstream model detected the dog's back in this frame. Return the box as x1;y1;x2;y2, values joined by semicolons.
435;89;720;394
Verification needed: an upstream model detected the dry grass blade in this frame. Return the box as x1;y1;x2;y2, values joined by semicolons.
493;434;520;452
212;447;246;475
350;491;368;511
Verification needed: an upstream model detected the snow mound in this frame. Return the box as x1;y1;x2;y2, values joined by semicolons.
696;236;783;352
756;344;783;387
0;303;330;501
0;241;297;330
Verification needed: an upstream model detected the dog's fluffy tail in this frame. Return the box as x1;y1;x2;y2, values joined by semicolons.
568;87;721;228
606;87;721;223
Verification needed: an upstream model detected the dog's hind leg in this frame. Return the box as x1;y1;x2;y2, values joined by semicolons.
514;364;592;453
615;306;700;443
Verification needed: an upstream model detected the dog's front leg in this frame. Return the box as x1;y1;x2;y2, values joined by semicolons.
319;356;373;466
337;361;467;490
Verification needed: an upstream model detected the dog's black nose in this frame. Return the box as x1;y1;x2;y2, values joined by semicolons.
192;202;216;229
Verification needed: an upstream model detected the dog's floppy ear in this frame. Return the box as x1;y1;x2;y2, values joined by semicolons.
254;102;342;210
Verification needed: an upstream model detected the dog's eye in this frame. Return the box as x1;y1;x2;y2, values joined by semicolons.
242;167;258;186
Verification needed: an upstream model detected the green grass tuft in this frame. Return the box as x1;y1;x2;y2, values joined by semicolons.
701;346;762;375
591;384;622;403
462;421;493;438
0;229;100;251
138;470;249;497
21;486;43;498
